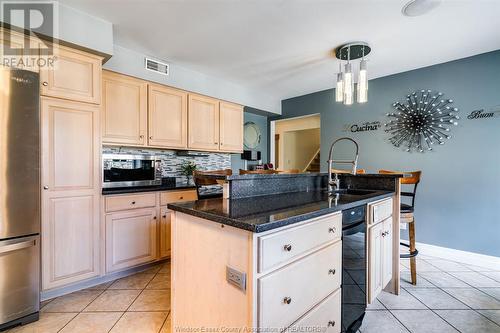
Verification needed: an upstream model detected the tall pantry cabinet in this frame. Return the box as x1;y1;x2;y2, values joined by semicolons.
40;44;103;290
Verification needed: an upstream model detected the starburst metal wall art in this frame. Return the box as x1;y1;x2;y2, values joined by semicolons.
384;90;460;152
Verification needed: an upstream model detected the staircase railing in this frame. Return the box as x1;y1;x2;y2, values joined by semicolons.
303;147;321;172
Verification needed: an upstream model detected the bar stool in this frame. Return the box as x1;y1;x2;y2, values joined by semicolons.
379;170;422;285
193;169;232;199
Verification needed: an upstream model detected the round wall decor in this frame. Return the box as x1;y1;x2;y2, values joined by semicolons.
243;121;261;149
385;90;460;152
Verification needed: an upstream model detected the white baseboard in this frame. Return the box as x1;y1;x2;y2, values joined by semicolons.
410;241;500;270
41;259;168;301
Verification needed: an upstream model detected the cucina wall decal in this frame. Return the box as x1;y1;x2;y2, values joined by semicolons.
342;121;381;133
384;90;460;152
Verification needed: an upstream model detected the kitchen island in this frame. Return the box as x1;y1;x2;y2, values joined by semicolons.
167;173;402;333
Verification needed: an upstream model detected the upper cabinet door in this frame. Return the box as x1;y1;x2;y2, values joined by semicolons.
148;84;188;149
188;94;220;151
219;101;243;153
102;71;148;146
40;44;102;104
0;28;40;72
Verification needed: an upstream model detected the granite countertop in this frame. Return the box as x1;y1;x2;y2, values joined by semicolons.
167;189;393;233
200;172;407;181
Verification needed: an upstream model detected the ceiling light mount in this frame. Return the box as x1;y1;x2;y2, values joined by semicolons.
335;42;371;61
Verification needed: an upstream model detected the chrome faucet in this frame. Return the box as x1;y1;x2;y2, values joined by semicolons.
327;137;359;193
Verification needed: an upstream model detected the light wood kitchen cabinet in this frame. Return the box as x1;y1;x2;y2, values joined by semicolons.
368;222;383;303
159;207;172;259
188;93;220;151
40;44;102;104
0;28;40;72
148;84;188;149
102;70;148;146
41;97;101;290
219;101;243;152
105;208;158;273
367;198;394;304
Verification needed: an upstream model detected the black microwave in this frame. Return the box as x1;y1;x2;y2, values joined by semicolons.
102;154;161;188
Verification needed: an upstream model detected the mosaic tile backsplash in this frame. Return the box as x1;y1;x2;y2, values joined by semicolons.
102;146;232;178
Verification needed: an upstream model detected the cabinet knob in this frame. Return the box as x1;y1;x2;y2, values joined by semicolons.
162;215;167;218
329;227;336;234
42;81;48;86
153;216;157;220
214;142;218;145
221;143;224;145
283;244;292;252
131;201;136;205
43;186;49;190
149;136;153;139
179;196;183;200
283;297;292;304
139;135;144;139
328;321;336;327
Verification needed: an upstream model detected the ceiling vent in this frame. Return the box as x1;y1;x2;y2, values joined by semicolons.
144;57;169;76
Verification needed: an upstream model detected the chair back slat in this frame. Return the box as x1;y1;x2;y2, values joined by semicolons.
193;169;232;186
239;169;279;175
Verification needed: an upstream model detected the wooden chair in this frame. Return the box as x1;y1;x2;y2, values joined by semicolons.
193;169;232;199
379;169;422;285
239;169;279;175
277;169;300;174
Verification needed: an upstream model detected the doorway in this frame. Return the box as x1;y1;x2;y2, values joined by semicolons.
270;114;320;172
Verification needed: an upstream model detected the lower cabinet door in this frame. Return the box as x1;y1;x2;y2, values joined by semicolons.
382;217;393;287
106;208;158;273
159;207;172;259
368;222;383;304
258;241;342;330
287;289;341;333
42;194;100;290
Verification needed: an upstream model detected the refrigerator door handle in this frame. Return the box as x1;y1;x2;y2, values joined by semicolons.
0;238;36;254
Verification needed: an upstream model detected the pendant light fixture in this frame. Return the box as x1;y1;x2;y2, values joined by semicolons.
334;42;371;105
335;62;344;102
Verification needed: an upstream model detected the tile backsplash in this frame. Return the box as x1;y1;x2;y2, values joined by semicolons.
103;146;232;177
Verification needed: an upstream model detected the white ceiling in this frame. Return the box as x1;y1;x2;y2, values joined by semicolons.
60;0;500;104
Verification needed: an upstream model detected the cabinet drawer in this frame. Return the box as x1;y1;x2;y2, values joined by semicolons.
370;198;393;225
258;212;341;272
258;241;342;330
287;289;341;333
105;193;156;212
160;190;197;206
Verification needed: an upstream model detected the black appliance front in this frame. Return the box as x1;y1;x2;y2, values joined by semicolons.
341;206;367;333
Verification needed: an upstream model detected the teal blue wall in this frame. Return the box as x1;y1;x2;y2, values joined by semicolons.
280;50;500;257
231;109;269;173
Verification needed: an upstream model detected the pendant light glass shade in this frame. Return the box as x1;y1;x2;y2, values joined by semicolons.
335;72;344;102
357;59;368;103
343;62;354;105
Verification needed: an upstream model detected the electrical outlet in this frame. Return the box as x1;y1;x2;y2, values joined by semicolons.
226;266;246;291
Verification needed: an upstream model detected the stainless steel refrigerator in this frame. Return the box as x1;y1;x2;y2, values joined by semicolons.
0;67;40;330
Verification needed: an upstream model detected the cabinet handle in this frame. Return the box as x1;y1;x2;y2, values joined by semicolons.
329;227;337;234
131;201;136;205
328;269;336;275
283;244;292;252
42;81;48;86
283;297;292;304
328;321;336;327
43;186;49;190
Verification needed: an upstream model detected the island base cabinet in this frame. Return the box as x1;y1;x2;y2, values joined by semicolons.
105;208;158;273
286;289;341;333
367;217;393;304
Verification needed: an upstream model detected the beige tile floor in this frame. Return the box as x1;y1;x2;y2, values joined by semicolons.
6;261;171;333
5;254;500;333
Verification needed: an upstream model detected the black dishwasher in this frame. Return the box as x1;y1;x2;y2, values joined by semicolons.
341;205;367;333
